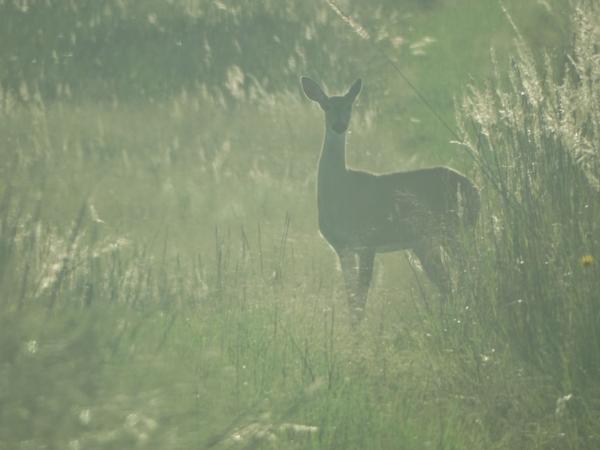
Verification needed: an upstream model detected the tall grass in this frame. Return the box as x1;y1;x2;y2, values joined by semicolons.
0;189;456;449
450;2;600;446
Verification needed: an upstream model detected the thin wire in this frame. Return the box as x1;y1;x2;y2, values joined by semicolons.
324;0;461;141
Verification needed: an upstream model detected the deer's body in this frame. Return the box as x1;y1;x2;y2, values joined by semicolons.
301;77;479;321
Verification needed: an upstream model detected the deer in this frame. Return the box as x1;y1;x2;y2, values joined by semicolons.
300;76;480;323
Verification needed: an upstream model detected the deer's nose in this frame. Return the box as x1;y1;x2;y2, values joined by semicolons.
332;122;347;133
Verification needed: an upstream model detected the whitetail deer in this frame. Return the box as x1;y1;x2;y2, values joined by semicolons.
300;77;480;322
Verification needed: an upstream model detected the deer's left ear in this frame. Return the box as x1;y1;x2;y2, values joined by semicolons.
345;79;362;102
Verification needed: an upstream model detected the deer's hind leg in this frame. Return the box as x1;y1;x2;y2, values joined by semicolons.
412;243;452;300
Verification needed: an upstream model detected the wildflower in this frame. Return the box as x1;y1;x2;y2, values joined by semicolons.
580;254;594;268
26;340;38;354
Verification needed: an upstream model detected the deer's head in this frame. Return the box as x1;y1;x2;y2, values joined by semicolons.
301;77;362;135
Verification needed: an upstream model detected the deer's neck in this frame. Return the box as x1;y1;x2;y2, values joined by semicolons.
317;128;348;226
318;127;347;182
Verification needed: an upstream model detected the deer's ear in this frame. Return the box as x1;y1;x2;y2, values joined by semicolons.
301;77;328;106
345;78;362;102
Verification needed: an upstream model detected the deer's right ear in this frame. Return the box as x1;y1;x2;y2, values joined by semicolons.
300;77;327;106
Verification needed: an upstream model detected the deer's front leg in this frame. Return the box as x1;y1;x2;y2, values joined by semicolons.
357;249;375;312
338;249;363;321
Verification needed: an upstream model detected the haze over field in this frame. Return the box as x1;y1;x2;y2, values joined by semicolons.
1;1;599;449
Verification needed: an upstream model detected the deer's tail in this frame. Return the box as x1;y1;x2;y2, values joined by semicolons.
460;177;480;230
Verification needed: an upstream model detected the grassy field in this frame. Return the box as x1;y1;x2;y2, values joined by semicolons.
1;0;599;448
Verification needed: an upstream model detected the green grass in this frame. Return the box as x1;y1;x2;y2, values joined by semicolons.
1;0;599;449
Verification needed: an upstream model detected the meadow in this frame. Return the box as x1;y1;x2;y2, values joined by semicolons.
1;0;599;448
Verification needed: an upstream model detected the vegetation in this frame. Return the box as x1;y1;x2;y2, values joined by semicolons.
1;0;598;448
